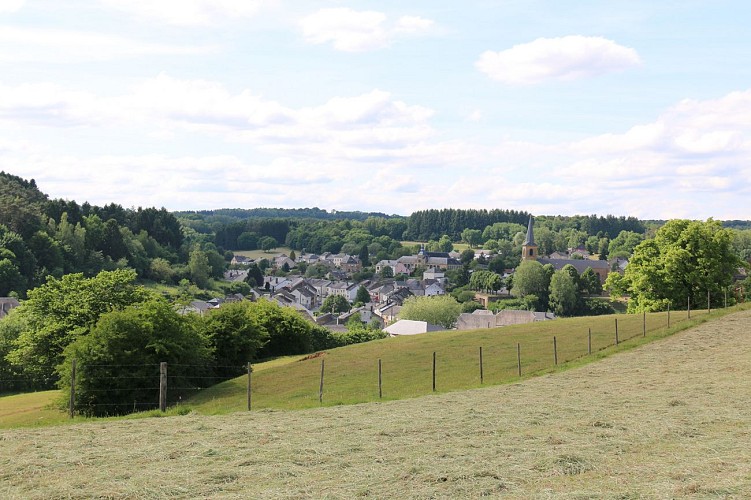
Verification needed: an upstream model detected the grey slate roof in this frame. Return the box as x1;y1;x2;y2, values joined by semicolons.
523;216;535;246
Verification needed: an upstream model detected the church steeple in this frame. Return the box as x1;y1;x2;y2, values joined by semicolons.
522;215;538;261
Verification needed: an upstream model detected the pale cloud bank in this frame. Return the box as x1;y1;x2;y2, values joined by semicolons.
0;0;24;14
300;8;434;52
98;0;267;26
0;26;212;63
477;35;641;84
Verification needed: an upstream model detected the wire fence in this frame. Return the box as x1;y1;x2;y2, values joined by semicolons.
39;302;733;418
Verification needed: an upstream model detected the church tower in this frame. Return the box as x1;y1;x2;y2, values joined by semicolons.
522;216;538;261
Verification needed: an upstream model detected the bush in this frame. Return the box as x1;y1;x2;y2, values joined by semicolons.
58;297;212;417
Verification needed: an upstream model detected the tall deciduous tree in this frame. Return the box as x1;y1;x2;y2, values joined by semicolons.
6;269;150;384
548;270;578;316
612;219;744;312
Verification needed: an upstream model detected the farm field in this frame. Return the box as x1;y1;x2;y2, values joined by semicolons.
231;247;293;260
2;308;750;498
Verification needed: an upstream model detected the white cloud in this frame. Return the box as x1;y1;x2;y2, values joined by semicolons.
0;0;24;14
299;8;434;52
0;26;211;63
476;35;641;85
99;0;267;26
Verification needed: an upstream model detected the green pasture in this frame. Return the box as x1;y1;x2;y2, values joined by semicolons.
1;305;739;428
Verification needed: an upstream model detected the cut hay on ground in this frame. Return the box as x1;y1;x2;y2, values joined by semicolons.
2;310;750;498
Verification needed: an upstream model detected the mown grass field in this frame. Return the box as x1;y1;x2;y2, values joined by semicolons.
2;307;750;498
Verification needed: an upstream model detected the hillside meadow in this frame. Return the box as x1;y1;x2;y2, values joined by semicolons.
2;307;751;497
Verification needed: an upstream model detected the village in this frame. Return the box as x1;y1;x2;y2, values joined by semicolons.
180;218;629;335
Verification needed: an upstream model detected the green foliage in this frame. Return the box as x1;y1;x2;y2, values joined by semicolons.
469;270;503;292
322;294;351;314
580;267;603;295
200;302;268;375
251;300;319;357
58;297;211;416
618;219;743;312
548;271;578;316
244;262;264;287
608;230;644;258
459;249;475;265
188;249;211;288
259;236;278;252
354;285;371;305
461;301;484;313
511;260;550;306
6;269;150;384
398;295;461;329
461;229;482;248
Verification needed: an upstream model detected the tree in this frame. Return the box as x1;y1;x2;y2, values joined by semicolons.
380;266;394;278
322;294;350;314
580;267;603;296
398;295;461;329
461;228;482;248
200;301;268;377
511;260;550;306
188;248;211;288
549;270;578;316
459;249;475;265
358;244;370;267
6;269;150;384
354;285;371;305
259;236;278;252
289;250;296;262
245;262;264;287
616;219;744;312
487;255;505;274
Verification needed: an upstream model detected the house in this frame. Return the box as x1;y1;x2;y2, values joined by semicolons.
0;297;20;319
422;279;445;297
422;268;446;282
273;255;296;270
327;282;358;302
375;302;401;324
384;319;443;336
230;255;253;266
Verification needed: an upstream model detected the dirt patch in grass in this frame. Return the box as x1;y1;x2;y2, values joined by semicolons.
2;309;751;498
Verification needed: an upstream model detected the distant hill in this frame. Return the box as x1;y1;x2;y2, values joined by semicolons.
175;207;400;221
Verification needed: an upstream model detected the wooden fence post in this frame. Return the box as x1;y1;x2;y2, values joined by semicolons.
517;343;521;377
688;295;691;319
708;290;711;313
432;352;436;392
159;362;167;412
553;336;558;365
378;359;382;399
588;328;592;355
69;358;76;419
318;359;325;404
667;303;671;328
248;361;253;411
615;318;619;345
479;347;484;384
725;289;728;309
643;311;646;337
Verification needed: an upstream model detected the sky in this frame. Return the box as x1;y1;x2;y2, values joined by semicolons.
2;0;751;219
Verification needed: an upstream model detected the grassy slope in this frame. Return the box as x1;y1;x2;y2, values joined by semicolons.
187;308;711;413
0;308;723;427
2;308;750;498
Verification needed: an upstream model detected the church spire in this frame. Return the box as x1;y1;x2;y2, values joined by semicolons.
522;215;538;261
523;215;535;246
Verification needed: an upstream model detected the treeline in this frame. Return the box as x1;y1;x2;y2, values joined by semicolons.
405;209;645;241
0;171;191;297
405;209;531;241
